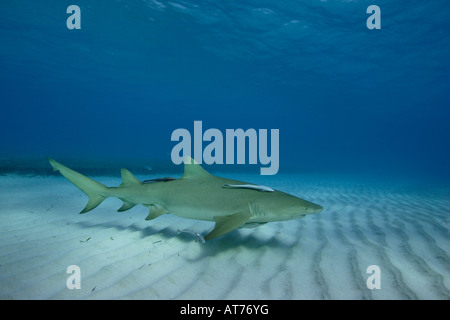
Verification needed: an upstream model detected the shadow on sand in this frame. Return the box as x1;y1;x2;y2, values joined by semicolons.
71;215;297;261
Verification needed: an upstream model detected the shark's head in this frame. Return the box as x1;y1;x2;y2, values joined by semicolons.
254;191;323;222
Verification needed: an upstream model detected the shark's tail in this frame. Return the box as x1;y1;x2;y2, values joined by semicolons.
48;158;108;214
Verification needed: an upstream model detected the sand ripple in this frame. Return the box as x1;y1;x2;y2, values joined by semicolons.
0;174;448;299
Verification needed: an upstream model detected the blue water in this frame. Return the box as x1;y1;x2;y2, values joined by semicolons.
1;0;450;180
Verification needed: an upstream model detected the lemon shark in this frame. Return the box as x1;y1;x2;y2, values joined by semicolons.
48;157;322;241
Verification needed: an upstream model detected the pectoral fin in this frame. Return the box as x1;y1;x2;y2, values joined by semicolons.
145;204;169;221
205;211;252;241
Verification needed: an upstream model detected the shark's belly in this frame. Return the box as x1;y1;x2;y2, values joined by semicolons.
163;197;268;222
167;202;237;221
163;190;265;222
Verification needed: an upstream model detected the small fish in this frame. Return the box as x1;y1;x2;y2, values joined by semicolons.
177;229;205;243
80;237;91;243
143;177;176;183
222;184;275;192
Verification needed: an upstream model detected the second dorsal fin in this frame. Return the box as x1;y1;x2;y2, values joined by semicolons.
120;168;141;187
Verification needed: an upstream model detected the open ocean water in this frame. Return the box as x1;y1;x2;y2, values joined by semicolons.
0;1;449;301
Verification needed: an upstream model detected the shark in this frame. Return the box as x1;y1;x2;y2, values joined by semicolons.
48;157;322;241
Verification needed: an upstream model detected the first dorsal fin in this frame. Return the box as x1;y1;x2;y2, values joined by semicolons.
181;156;211;179
120;168;141;187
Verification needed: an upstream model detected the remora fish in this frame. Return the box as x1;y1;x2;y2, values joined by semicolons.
48;157;322;241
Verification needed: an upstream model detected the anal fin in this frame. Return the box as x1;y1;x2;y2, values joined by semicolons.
145;204;169;221
117;200;137;212
205;211;252;241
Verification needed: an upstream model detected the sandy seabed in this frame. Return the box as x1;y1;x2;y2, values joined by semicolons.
0;173;448;300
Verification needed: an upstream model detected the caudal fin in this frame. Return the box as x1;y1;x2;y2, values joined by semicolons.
48;158;108;214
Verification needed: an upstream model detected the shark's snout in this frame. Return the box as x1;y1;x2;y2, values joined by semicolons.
303;203;323;214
